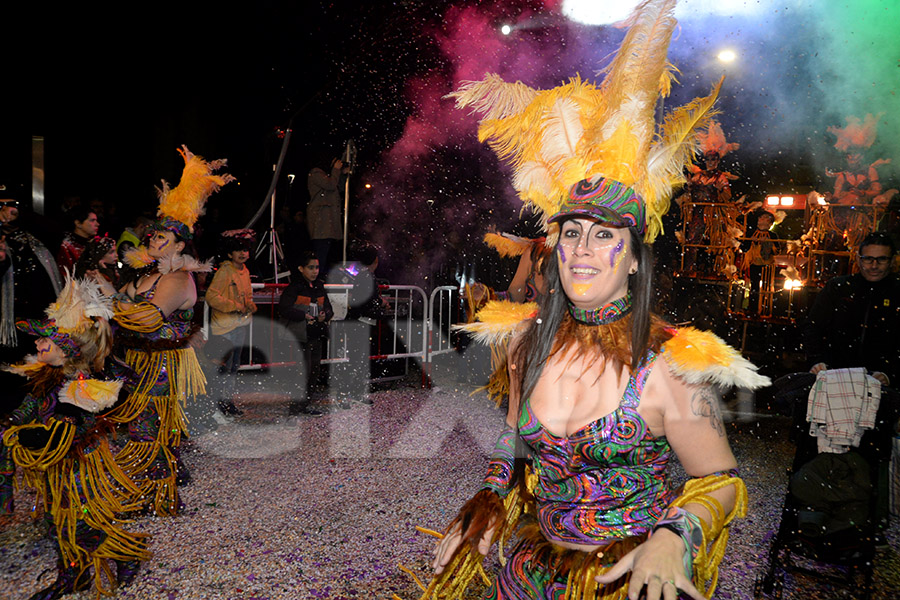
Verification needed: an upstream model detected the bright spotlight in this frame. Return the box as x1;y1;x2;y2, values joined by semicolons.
562;0;637;25
766;195;780;206
717;49;737;63
500;24;512;35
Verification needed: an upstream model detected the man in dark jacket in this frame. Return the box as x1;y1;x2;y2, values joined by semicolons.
803;232;900;387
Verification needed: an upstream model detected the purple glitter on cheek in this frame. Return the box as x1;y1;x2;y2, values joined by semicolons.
609;239;624;268
557;245;566;264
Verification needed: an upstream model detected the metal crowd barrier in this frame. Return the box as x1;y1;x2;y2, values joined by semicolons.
202;281;453;386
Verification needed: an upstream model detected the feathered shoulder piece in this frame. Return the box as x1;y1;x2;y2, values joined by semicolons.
157;254;213;275
484;232;536;258
453;300;538;348
123;246;155;269
661;327;770;390
59;376;123;413
121;247;212;275
3;355;46;378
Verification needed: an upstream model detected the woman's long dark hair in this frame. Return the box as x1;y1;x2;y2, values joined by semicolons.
509;219;654;483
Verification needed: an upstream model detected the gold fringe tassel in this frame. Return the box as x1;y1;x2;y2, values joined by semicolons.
6;433;152;597
114;440;180;516
671;473;749;597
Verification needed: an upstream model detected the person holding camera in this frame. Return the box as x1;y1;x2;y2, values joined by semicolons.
279;251;331;416
307;154;348;272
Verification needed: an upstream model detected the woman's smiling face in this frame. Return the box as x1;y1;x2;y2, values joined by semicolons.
556;218;636;310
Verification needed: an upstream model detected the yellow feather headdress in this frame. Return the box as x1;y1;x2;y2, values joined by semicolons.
447;0;721;244
155;145;236;238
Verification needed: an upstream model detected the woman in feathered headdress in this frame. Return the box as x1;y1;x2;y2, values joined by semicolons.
405;2;767;599
93;145;235;517
2;275;149;599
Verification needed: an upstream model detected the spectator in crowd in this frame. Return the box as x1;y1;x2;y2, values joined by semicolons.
307;155;348;271
279;251;331;416
56;204;100;275
278;205;312;270
0;193;62;344
804;231;900;387
205;229;258;417
117;214;153;261
74;235;120;288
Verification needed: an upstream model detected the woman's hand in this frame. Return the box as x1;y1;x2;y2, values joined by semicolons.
432;519;496;575
595;530;704;600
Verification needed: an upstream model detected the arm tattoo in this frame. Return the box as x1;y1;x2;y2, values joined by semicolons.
690;387;725;437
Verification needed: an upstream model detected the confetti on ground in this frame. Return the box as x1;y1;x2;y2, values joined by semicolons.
2;367;899;599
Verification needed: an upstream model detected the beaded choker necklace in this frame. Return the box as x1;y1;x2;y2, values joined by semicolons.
568;292;633;325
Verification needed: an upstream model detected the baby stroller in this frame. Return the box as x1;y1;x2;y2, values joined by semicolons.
755;371;899;600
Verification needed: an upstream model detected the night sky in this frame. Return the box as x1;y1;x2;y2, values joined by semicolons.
7;0;900;282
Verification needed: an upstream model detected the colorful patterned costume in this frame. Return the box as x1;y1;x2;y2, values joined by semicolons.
3;365;150;597
403;327;760;600
2;274;150;599
106;276;206;516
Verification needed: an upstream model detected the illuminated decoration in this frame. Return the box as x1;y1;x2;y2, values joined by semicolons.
766;195;804;208
717;49;737;63
783;278;803;290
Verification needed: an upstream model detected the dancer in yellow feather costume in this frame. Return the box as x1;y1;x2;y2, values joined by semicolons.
400;2;767;599
93;145;235;516
2;275;150;599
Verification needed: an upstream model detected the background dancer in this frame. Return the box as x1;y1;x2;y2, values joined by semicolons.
94;145;234;516
2;275;150;600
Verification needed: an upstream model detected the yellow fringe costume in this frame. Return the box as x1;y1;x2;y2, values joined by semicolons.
106;145;232;516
